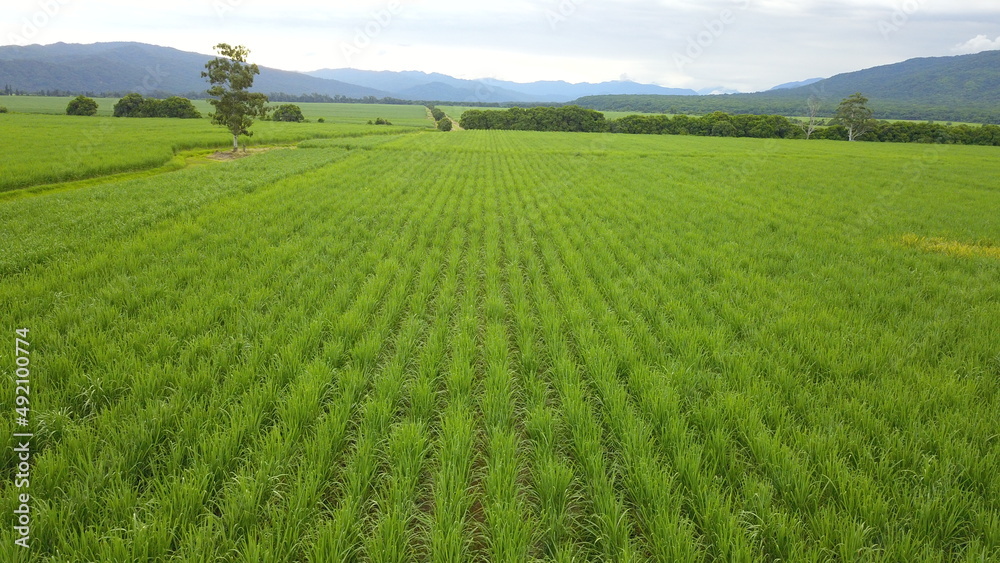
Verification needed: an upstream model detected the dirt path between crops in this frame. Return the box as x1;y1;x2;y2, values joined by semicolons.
206;146;284;161
425;106;463;131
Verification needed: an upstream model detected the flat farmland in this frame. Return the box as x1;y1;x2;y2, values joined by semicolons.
0;97;432;126
1;126;998;561
0;104;430;192
436;106;659;122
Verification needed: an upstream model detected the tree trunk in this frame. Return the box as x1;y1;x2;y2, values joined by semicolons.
232;134;239;152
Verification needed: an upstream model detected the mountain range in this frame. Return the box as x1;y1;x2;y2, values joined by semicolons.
0;42;698;103
1;42;998;122
0;42;385;99
574;51;1000;123
305;68;698;102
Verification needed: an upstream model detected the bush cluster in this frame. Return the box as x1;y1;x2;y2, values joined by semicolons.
66;95;98;116
270;104;306;122
113;94;201;118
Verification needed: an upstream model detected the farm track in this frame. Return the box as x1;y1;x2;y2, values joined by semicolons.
1;130;998;561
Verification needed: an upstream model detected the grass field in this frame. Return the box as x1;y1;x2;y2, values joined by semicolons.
1;122;999;561
1;96;432;126
436;106;660;123
0;103;431;192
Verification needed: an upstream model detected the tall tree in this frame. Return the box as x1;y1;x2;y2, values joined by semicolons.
800;95;821;140
835;92;874;142
202;43;268;151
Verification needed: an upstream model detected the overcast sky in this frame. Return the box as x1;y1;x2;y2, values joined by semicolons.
5;0;1000;92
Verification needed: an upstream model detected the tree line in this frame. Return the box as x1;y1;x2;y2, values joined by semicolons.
426;105;453;131
572;94;1000;126
459;104;1000;146
460;106;608;133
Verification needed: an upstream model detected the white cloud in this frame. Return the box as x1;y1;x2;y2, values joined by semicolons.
952;35;1000;54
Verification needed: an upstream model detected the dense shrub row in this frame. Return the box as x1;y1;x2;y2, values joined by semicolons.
113;93;201;118
460;106;608;132
861;120;1000;145
427;106;446;121
426;105;453;131
460;106;1000;145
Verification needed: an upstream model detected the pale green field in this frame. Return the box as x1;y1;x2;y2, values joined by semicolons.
0;117;998;561
0;96;432;127
0;108;430;191
437;105;669;123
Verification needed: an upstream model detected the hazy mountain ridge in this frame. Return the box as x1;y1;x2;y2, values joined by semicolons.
2;42;997;121
573;50;1000;123
769;78;824;91
0;42;388;98
0;42;699;102
766;51;1000;105
307;69;699;102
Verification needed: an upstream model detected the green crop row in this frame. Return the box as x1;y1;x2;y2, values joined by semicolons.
0;129;997;561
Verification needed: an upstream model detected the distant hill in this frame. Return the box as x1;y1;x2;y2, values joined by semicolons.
0;42;388;98
307;68;698;103
767;51;1000;106
769;78;824;91
0;42;700;103
3;42;998;120
574;51;1000;123
476;78;698;101
697;86;741;95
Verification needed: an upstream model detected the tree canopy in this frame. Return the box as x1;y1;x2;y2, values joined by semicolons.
835;93;875;142
66;95;97;116
271;103;305;122
202;43;268;151
113;94;201;118
460;106;607;132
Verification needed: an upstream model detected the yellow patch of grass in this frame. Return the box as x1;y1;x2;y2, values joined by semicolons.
900;233;1000;259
